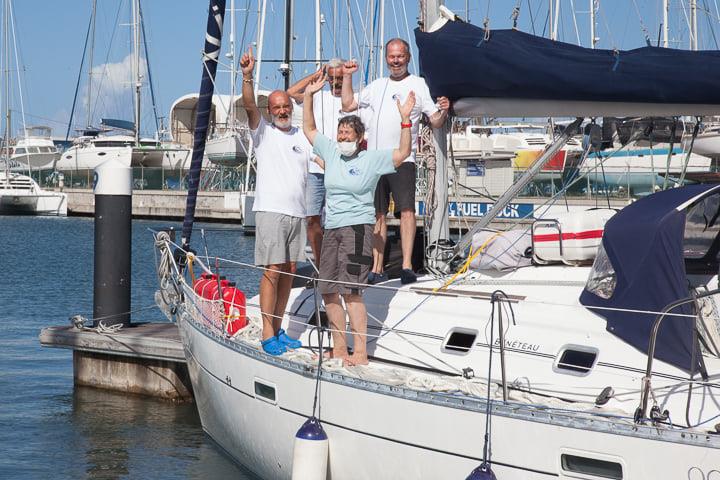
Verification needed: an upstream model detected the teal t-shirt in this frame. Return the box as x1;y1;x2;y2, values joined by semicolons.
313;133;395;229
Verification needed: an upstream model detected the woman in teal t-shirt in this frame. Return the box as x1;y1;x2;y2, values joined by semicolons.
302;72;415;366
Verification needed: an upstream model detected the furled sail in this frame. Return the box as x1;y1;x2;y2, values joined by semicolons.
181;0;226;248
415;20;720;117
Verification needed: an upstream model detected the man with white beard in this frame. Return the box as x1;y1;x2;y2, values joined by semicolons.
240;46;311;356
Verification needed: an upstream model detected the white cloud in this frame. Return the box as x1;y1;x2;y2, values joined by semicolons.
81;53;148;126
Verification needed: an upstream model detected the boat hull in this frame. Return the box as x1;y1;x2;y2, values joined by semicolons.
176;305;720;479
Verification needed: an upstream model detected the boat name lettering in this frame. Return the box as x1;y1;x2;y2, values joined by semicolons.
493;338;540;352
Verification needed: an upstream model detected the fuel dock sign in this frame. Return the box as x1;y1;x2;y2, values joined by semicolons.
416;201;534;219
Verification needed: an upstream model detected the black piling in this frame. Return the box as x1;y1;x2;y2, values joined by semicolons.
93;159;132;327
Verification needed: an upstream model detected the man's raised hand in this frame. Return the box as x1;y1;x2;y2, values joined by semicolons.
343;59;358;75
240;46;255;76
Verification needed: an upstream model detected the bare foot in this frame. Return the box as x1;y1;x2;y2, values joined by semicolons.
313;349;348;361
343;353;368;367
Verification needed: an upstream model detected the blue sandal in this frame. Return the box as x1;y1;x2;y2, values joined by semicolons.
261;336;287;356
276;329;302;349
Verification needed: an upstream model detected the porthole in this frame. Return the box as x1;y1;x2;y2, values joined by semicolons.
254;378;277;404
561;453;623;479
441;328;478;355
554;345;598;376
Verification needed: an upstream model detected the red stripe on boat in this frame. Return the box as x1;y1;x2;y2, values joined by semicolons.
533;229;604;242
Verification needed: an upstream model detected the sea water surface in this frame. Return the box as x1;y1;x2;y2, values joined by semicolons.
0;216;262;479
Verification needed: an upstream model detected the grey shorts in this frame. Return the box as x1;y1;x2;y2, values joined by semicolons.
318;224;373;296
254;211;306;266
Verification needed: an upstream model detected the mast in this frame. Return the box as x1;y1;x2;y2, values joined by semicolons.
663;0;669;48
690;0;698;50
3;0;8;175
87;0;96;127
421;0;450;260
315;0;321;71
368;0;375;80
245;0;266;194
132;0;141;145
378;0;384;77
590;0;597;48
281;0;293;89
549;0;560;40
228;0;236;130
254;0;267;98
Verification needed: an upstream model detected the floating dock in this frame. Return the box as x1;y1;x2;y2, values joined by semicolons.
39;322;193;402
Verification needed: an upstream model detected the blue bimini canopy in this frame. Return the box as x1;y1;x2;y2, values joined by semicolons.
580;184;720;373
414;20;720;117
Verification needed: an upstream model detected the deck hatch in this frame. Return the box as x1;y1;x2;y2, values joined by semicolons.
561;453;622;479
441;328;478;355
554;346;598;375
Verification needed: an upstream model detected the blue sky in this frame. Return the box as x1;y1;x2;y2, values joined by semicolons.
8;0;719;138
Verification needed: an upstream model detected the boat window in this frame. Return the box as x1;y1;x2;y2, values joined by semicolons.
684;193;720;259
28;147;39;153
585;243;616;299
554;345;598;375
14;147;25;154
561;454;622;479
254;378;277;404
441;328;478;355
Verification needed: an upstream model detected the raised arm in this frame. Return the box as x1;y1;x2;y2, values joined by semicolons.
341;59;359;112
286;67;323;104
240;46;261;130
302;71;327;146
429;96;451;128
391;91;416;167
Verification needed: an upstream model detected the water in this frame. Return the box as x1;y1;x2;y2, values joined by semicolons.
0;216;263;479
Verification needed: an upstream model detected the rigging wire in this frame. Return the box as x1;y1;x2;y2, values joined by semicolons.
138;1;160;136
65;7;94;140
89;0;125;127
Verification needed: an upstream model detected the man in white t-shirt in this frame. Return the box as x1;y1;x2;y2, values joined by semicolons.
287;59;357;266
240;46;311;356
341;38;450;285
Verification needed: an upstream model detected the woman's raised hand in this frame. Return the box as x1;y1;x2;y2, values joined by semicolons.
396;91;416;120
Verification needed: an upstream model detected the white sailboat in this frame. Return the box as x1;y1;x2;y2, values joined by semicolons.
0;1;65;215
153;3;720;478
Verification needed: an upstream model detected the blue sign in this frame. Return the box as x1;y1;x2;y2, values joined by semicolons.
417;201;534;219
466;160;485;177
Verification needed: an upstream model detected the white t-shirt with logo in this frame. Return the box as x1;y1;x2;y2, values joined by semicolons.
307;90;357;174
358;74;438;163
250;116;311;218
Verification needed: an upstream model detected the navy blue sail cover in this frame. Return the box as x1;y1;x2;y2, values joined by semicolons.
414;20;720;105
580;184;720;372
181;0;226;248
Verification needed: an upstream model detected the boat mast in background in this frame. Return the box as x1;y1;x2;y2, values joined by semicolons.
4;0;10;165
132;0;141;145
691;0;698;50
590;0;598;48
315;0;321;71
663;0;669;47
228;0;236;132
281;0;293;89
87;0;96;128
